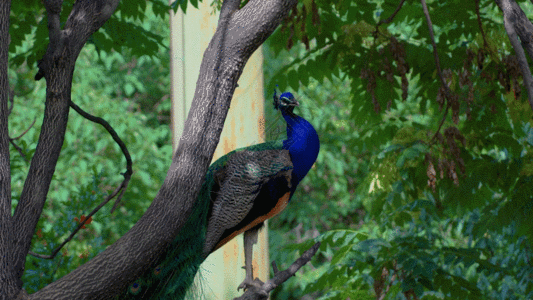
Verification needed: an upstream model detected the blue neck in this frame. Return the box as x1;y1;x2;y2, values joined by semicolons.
281;110;320;194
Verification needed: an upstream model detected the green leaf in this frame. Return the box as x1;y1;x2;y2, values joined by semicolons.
288;69;299;91
124;82;135;96
396;143;427;168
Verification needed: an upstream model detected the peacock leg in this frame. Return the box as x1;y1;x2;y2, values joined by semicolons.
238;226;260;290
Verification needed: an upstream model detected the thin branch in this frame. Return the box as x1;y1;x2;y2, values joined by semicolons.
69;100;133;212
420;0;455;144
475;0;488;48
8;118;37;160
271;261;279;273
384;273;398;298
10;118;36;140
267;241;321;288
29;177;130;259
420;0;452;98
234;242;321;300
8;139;26;160
376;0;407;26
430;104;450;145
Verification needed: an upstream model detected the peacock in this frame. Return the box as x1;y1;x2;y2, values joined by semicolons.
120;90;320;299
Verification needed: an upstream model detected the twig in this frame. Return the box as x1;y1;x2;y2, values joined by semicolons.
29;177;130;259
9;139;26;159
429;104;450;146
9;118;37;160
475;0;488;48
68;100;133;212
376;0;407;26
420;0;454;144
420;0;452;98
10;118;36;140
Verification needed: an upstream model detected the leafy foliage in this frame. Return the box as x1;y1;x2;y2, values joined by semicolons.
7;0;533;298
9;0;168;70
265;0;533;299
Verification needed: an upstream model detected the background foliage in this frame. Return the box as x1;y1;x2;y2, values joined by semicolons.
6;0;533;299
265;0;533;299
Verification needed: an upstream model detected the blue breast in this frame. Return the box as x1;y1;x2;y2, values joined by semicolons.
281;109;320;196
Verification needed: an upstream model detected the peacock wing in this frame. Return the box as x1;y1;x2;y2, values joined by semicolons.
203;148;292;255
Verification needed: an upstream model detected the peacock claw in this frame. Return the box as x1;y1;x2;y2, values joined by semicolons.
238;277;264;291
237;277;254;291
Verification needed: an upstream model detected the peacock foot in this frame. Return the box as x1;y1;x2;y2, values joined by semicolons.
237;277;263;291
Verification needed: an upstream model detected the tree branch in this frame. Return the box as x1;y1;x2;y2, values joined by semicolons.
420;0;452;99
68;100;133;212
28;100;132;260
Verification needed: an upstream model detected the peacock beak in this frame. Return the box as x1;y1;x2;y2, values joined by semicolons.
290;100;300;107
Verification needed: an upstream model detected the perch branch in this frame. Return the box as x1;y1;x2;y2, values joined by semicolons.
234;242;321;300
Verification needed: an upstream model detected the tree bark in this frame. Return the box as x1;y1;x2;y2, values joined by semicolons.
0;0;16;298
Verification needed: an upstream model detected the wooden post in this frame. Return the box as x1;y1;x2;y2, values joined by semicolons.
169;2;269;299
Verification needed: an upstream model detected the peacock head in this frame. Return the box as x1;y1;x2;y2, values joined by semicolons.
273;90;300;113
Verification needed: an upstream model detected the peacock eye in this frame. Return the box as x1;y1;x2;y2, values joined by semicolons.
153;266;162;276
130;282;140;294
